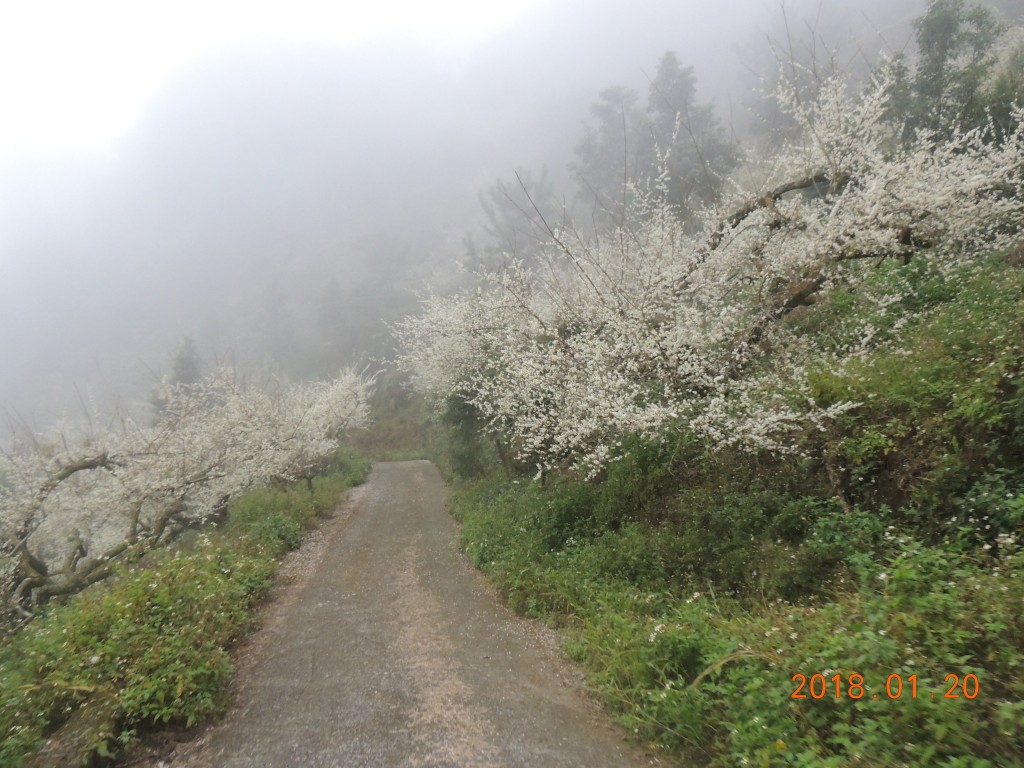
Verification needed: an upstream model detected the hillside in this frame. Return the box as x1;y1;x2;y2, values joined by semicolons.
3;2;1023;765
394;3;1024;764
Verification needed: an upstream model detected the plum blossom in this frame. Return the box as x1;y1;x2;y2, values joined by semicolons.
0;367;373;617
396;64;1024;477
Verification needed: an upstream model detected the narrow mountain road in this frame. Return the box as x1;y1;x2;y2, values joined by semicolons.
154;461;663;767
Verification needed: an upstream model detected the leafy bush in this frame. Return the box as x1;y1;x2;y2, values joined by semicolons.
0;542;273;765
952;471;1024;553
455;477;1024;766
450;256;1024;763
228;486;314;554
809;257;1024;527
326;445;372;488
0;456;368;767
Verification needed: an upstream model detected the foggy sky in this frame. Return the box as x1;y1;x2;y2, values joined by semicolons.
0;0;937;429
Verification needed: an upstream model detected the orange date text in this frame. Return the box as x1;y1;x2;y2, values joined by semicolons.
790;672;979;700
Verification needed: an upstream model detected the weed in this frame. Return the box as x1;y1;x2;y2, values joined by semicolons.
0;455;367;767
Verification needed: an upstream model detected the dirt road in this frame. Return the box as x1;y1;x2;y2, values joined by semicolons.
157;461;660;767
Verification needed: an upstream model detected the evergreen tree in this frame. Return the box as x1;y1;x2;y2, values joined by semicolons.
645;51;735;213
468;168;561;269
570;85;647;216
907;0;1005;137
169;336;203;387
571;52;735;223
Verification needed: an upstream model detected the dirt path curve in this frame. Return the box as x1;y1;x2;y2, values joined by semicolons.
160;461;663;768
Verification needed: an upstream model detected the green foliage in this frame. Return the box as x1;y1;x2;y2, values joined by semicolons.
455;475;1024;766
886;0;1023;142
228;487;312;554
222;451;366;557
988;41;1024;136
591;432;700;527
952;471;1024;553
439;394;501;480
571;50;736;218
0;543;272;765
450;252;1024;765
644;51;736;212
717;542;1024;767
326;444;372;488
807;257;1024;528
911;0;1005;136
0;455;369;767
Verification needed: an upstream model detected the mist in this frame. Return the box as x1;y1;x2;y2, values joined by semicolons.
0;0;937;429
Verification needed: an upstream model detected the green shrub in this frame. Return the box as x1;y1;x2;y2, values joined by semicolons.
0;453;370;767
224;455;368;556
440;395;499;479
952;471;1024;553
0;542;274;765
248;510;304;552
327;445;373;487
808;258;1024;525
454;476;1024;765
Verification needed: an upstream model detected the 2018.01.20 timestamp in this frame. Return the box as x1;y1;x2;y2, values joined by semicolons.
791;672;980;700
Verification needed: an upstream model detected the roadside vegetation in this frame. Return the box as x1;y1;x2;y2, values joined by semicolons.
1;359;373;766
451;254;1024;766
0;447;370;767
398;2;1024;765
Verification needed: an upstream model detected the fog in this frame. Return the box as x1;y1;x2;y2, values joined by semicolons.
0;0;938;429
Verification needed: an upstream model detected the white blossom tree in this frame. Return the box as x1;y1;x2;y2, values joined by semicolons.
395;62;1024;478
0;367;373;618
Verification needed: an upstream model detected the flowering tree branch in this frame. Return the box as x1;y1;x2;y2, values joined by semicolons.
396;62;1024;479
0;367;373;621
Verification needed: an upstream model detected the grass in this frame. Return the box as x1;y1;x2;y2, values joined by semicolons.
0;447;370;767
449;255;1024;767
453;475;1024;766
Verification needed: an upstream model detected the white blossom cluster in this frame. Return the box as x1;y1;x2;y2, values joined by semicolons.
396;66;1024;477
0;367;373;614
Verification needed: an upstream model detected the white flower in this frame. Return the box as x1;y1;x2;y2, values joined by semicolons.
648;623;667;643
394;64;1024;477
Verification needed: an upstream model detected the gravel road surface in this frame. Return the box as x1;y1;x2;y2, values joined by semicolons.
145;461;662;768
